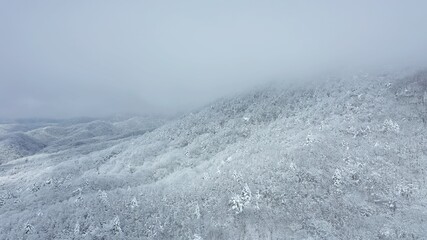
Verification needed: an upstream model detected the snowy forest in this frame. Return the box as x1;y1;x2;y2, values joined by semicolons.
1;71;426;239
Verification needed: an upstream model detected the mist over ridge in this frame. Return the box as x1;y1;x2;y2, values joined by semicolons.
1;1;427;118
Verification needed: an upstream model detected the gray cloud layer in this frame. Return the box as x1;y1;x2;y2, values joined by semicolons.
1;0;427;119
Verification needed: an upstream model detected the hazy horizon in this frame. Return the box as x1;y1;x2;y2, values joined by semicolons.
1;0;427;119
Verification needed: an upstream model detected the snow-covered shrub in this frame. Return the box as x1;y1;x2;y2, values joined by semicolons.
192;202;201;219
229;195;244;214
193;233;203;240
229;184;252;214
24;223;34;234
395;184;417;199
382;119;400;133
129;196;139;209
111;216;122;235
332;169;343;187
97;190;109;206
74;221;80;235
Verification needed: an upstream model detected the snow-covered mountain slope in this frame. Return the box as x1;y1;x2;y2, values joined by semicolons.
0;133;46;164
1;71;426;239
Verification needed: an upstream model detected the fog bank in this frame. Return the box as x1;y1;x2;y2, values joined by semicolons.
1;0;427;118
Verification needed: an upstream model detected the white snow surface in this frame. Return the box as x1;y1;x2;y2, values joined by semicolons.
0;71;426;239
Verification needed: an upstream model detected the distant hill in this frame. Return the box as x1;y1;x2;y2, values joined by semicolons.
0;116;166;164
0;133;46;164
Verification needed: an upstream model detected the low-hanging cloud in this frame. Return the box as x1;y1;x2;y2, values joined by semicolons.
1;0;427;119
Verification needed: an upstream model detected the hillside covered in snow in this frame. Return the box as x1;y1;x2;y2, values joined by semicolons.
1;71;426;239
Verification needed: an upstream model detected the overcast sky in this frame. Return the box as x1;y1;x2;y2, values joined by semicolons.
1;0;427;119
